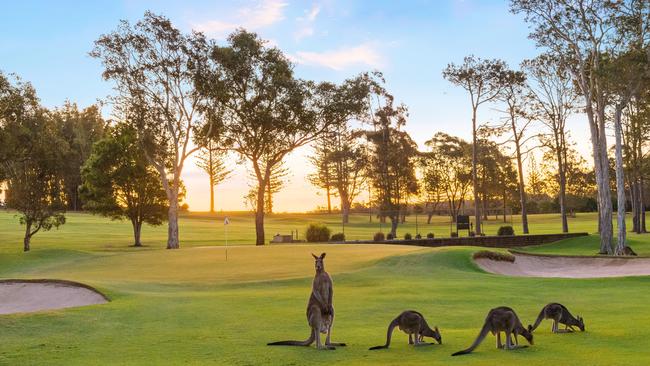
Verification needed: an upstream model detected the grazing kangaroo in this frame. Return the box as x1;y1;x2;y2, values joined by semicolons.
268;253;345;350
452;306;533;356
528;303;585;333
368;310;442;350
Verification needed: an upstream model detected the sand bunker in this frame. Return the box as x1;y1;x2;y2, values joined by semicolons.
0;279;108;315
475;252;650;278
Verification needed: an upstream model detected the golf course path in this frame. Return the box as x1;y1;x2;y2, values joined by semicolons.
475;251;650;278
0;279;108;315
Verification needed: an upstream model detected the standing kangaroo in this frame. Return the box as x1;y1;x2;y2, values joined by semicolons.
268;253;345;350
368;310;442;350
452;306;533;356
528;303;585;333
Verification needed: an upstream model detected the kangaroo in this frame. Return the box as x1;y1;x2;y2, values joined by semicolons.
452;306;533;356
268;253;345;350
368;310;442;350
528;303;585;333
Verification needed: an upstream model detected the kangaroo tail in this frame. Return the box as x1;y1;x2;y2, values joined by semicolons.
451;321;490;356
369;318;399;350
528;308;545;332
268;331;315;346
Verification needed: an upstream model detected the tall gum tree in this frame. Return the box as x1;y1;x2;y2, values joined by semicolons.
511;0;615;254
91;12;214;249
443;56;508;234
196;30;371;245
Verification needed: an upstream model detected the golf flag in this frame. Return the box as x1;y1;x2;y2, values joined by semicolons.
224;217;230;225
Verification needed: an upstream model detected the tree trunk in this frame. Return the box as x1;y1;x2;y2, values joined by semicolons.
326;185;332;214
340;191;350;224
389;215;398;238
503;189;507;224
23;222;31;252
255;181;266;245
641;176;647;233
133;220;143;247
209;176;215;214
555;136;569;233
167;195;180;249
513;120;529;234
266;179;273;214
471;107;482;234
614;108;627;255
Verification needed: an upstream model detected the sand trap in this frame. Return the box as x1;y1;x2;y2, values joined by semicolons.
0;279;108;315
475;252;650;278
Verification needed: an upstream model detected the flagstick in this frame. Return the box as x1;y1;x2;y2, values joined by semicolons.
225;221;228;261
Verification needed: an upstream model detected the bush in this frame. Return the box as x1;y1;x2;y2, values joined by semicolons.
497;225;515;236
386;233;395;240
450;232;458;237
373;232;385;242
404;233;412;240
426;232;435;239
306;223;331;242
415;234;422;239
330;232;345;242
472;250;515;263
469;231;476;237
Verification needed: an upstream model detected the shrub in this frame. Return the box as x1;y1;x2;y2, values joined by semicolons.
330;232;345;242
426;232;435;239
306;223;331;242
386;233;395;240
404;233;412;240
450;232;458;238
469;231;476;237
415;234;422;239
472;250;515;263
373;232;385;242
497;225;515;236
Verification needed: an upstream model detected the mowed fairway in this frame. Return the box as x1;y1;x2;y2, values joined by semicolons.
1;211;650;365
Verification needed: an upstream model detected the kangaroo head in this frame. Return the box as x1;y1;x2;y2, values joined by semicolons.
312;253;326;271
421;325;442;344
522;328;534;345
577;315;585;331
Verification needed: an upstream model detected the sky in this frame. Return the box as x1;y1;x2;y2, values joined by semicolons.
0;0;594;212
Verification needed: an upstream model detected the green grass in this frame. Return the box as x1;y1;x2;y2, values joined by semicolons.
0;210;610;251
1;211;649;365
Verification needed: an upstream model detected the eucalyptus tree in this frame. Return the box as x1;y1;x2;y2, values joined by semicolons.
421;133;472;222
511;0;619;253
91;12;216;249
80;124;168;247
196;30;372;244
494;68;534;233
522;54;577;232
443;56;508;234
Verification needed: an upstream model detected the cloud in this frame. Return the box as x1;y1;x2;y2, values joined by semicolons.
292;43;384;70
193;0;288;37
294;3;321;41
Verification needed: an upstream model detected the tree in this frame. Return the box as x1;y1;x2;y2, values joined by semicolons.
91;12;215;249
443;56;508;235
196;30;371;245
195;140;231;213
308;139;336;213
245;161;289;214
523;54;577;232
511;0;615;253
365;90;418;237
0;72;67;251
80;124;168;247
421;133;472;222
53;102;107;211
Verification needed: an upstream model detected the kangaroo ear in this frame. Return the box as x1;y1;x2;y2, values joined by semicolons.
320;253;326;259
312;253;318;259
